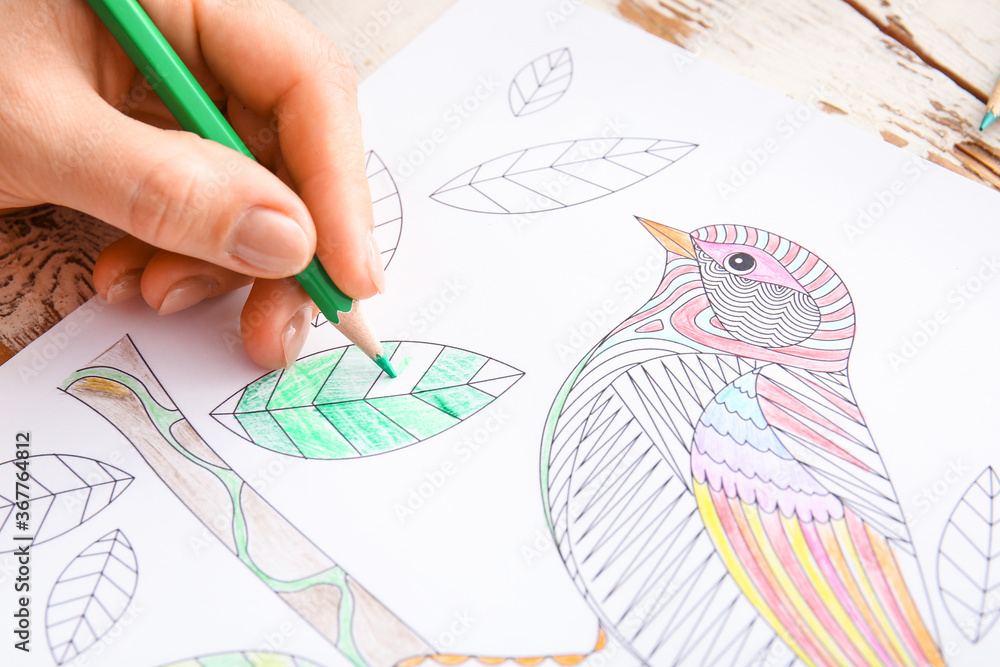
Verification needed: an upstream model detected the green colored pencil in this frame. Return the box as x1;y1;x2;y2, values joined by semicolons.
84;0;396;377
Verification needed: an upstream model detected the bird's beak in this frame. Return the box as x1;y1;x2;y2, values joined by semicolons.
635;217;696;259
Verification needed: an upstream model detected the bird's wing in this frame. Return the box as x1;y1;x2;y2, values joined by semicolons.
692;368;945;667
545;349;803;666
754;364;910;550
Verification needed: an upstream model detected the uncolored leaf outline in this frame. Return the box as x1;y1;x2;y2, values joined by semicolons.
0;454;133;554
429;137;698;215
314;149;402;326
158;651;324;667
211;341;524;460
509;47;573;117
46;528;138;665
938;465;1000;643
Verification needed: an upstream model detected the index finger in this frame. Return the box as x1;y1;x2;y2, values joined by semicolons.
149;0;382;299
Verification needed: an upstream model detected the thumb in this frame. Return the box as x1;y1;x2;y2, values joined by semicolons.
39;91;315;279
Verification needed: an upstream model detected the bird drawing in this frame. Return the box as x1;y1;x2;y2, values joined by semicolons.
541;219;946;667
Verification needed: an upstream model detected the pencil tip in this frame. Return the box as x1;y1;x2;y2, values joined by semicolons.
375;354;397;378
981;110;997;132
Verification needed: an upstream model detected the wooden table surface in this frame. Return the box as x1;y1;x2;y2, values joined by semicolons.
2;0;998;364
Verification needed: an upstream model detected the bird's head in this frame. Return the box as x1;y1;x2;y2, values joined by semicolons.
604;218;855;372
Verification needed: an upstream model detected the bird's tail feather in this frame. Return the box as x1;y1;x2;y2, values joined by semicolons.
695;480;946;667
396;628;607;667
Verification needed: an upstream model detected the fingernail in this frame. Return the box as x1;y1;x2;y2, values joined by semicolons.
158;276;219;315
105;269;142;304
229;207;309;275
367;230;387;294
281;306;313;368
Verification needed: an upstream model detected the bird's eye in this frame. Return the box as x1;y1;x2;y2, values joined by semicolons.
724;252;756;275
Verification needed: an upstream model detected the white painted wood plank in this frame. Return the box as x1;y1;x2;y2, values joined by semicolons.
851;0;1000;97
599;0;1000;181
283;0;458;79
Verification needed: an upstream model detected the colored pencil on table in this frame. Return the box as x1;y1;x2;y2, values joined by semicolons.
980;75;1000;131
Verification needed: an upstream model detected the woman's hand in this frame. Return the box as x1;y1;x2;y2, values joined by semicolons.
0;0;385;368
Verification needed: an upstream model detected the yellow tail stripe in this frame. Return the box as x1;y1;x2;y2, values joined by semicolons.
782;515;885;666
832;519;916;666
816;521;906;666
741;505;848;665
866;525;947;667
693;482;815;666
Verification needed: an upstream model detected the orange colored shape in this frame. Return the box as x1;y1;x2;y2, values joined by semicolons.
514;658;545;666
476;658;505;665
552;655;586;665
594;627;607;651
637;218;696;258
432;656;470;665
396;658;425;667
866;524;947;667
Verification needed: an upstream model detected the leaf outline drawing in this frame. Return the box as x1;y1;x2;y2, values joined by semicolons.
314;150;402;326
429;138;697;214
509;47;573;117
0;454;133;554
212;341;524;459
159;651;324;667
938;465;1000;643
45;528;138;665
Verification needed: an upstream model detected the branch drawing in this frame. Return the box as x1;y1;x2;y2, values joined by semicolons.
0;454;132;553
60;336;432;667
938;465;1000;643
45;529;138;665
212;342;523;459
430;138;697;214
509;47;573;117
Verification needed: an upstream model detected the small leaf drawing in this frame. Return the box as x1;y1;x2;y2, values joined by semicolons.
0;454;132;554
315;150;403;326
430;138;697;214
509;47;573;117
938;465;1000;643
160;651;324;667
212;342;523;459
46;529;138;665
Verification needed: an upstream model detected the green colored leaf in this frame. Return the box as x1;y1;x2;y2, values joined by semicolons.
212;342;523;459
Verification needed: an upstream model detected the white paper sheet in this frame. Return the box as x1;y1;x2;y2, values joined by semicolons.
3;0;1000;665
